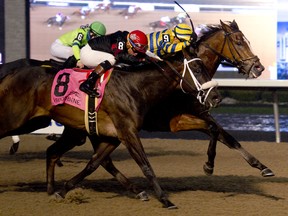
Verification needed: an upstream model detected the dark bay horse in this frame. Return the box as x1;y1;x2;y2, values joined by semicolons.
0;47;220;208
45;20;272;207
6;20;272;207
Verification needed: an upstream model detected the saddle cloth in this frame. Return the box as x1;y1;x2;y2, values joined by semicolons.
51;68;112;112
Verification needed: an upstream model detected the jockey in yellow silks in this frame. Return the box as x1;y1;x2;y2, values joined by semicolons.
147;23;196;58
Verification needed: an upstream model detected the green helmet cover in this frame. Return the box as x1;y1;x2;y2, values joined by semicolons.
90;21;106;36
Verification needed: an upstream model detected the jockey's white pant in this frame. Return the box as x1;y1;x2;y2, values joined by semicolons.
50;39;73;61
80;44;116;69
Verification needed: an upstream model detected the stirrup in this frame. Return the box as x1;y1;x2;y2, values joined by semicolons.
79;84;100;97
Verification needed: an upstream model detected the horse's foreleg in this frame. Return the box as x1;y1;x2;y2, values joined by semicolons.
56;140;119;198
203;123;219;176
218;128;274;177
121;134;177;209
170;114;219;176
100;157;149;201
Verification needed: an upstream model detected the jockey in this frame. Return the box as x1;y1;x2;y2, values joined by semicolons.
50;21;106;68
147;23;197;58
79;30;148;95
80;6;91;15
55;12;64;22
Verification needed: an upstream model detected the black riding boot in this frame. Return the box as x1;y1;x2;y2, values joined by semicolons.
79;72;100;95
63;55;77;68
79;60;113;95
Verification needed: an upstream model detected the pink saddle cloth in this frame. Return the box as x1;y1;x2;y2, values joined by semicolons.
51;68;112;111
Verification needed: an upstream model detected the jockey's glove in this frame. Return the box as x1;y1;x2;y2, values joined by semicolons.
190;32;198;43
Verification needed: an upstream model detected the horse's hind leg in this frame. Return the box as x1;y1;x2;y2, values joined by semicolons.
9;135;20;155
56;139;119;198
46;127;87;195
100;156;149;201
218;127;274;177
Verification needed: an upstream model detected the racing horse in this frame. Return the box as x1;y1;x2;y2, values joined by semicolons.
8;20;271;203
71;7;92;19
149;13;187;31
118;5;142;19
0;47;220;208
7;20;272;206
45;20;272;203
94;1;113;13
45;14;69;30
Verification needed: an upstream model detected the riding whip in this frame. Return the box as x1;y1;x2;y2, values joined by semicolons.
174;1;195;32
174;1;197;45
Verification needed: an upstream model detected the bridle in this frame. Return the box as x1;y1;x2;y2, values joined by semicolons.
201;27;259;74
164;58;218;105
180;58;218;105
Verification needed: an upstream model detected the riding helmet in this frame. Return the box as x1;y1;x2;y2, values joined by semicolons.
128;30;148;53
90;21;106;36
174;23;193;41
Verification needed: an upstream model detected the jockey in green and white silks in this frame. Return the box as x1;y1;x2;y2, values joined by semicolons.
50;21;106;68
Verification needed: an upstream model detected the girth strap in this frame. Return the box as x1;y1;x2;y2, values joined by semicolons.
87;94;97;135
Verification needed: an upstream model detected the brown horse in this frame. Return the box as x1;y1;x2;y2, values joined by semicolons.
6;20;271;207
45;20;272;207
0;46;220;208
153;20;269;176
118;6;142;19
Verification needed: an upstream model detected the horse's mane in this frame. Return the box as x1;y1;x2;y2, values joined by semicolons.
197;21;239;43
115;50;185;73
0;59;31;81
0;58;61;81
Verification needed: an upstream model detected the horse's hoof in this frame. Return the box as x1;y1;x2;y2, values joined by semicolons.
54;192;65;199
161;199;177;209
168;205;178;210
203;163;214;176
56;159;64;167
46;133;60;141
9;142;19;155
261;168;275;177
47;188;54;196
136;191;149;201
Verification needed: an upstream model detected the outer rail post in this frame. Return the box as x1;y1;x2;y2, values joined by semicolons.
272;90;280;143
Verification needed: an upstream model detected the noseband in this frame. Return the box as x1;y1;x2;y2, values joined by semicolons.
202;28;259;74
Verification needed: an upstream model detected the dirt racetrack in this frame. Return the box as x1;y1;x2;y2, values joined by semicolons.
1;134;288;216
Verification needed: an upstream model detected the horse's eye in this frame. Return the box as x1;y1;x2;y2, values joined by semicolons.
236;40;242;46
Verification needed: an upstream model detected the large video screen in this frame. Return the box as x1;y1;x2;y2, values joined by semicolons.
29;0;280;80
0;0;4;64
277;22;288;80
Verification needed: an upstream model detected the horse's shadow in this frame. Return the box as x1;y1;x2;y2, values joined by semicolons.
1;145;285;201
1;175;287;201
0;146;199;162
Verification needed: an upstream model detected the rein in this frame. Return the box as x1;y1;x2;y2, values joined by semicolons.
164;58;218;105
201;29;259;73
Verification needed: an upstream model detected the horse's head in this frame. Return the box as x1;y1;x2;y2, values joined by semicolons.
198;20;264;78
163;47;221;109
